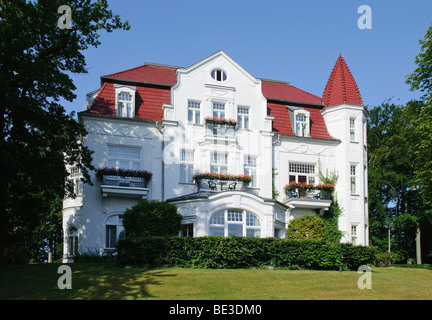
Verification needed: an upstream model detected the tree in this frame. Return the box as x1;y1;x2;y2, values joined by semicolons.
0;0;130;264
367;100;432;263
405;22;432;263
286;215;326;241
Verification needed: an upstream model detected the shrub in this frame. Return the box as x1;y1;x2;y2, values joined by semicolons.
117;236;377;270
122;200;182;238
286;215;326;241
374;252;399;267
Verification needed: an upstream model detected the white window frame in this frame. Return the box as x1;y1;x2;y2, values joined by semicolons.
293;109;310;137
244;155;257;187
351;224;358;245
105;215;124;249
350;118;356;142
180;149;194;183
188;101;201;124
237;106;250;129
70;166;83;196
289;162;316;184
212;102;226;118
114;85;136;118
107;145;141;170
210;152;228;174
350;164;357;194
209;210;261;237
68;227;78;256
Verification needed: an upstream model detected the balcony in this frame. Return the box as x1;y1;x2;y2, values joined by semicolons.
204;118;237;144
196;178;249;192
101;175;149;198
97;168;152;199
284;182;333;209
193;172;252;193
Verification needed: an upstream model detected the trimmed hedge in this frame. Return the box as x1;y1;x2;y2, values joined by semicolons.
117;236;377;270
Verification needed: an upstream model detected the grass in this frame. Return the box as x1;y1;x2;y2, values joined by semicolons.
1;263;432;300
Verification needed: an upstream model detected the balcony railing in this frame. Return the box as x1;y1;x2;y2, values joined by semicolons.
101;175;149;199
196;178;250;192
283;182;334;209
285;188;332;201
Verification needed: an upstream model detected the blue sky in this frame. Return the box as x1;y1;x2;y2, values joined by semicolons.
63;0;432;115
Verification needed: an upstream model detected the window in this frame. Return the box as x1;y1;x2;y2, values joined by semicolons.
188;101;201;124
211;69;227;82
289;163;316;184
237;107;250;129
295;113;309;137
181;224;193;237
289;163;316;198
210;152;228;174
117;92;133;118
209;210;261;237
244;155;257;187
351;225;358;245
350;165;357;194
107;146;140;170
212;102;225;118
350;118;356;141
105;215;124;249
180;150;194;182
70;166;82;196
68;227;78;256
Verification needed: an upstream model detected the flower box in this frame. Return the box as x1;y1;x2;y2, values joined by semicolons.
96;167;153;182
204;117;238;126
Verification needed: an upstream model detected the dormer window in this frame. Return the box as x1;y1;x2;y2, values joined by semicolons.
114;84;136;118
117;92;132;118
293;109;310;137
211;69;227;82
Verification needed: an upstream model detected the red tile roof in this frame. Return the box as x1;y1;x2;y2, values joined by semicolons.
85;55;362;141
322;54;363;108
261;80;323;105
102;63;178;86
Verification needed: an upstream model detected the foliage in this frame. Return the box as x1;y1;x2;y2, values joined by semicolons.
117;236;377;270
204;117;238;126
0;0;130;264
367;100;432;262
316;161;343;243
286;215;326;241
96;167;153;181
122;200;182;239
192;172;252;183
374;252;400;267
283;181;334;191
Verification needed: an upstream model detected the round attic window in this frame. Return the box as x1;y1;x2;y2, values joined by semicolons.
211;69;227;82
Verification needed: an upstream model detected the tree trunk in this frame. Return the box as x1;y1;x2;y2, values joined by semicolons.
416;225;422;264
388;225;391;253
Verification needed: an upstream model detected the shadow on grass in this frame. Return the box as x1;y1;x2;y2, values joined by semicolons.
0;263;176;300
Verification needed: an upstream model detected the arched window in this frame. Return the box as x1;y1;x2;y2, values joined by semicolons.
106;215;125;249
209;209;261;237
68;227;78;256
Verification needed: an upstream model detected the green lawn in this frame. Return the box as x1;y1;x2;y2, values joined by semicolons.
1;263;431;300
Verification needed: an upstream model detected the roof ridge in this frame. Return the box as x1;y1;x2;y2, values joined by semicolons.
102;62;179;79
261;78;323;102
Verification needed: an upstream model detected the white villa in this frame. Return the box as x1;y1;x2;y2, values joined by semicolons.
62;50;368;262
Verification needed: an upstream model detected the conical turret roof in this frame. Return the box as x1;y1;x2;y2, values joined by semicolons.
322;54;363;108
